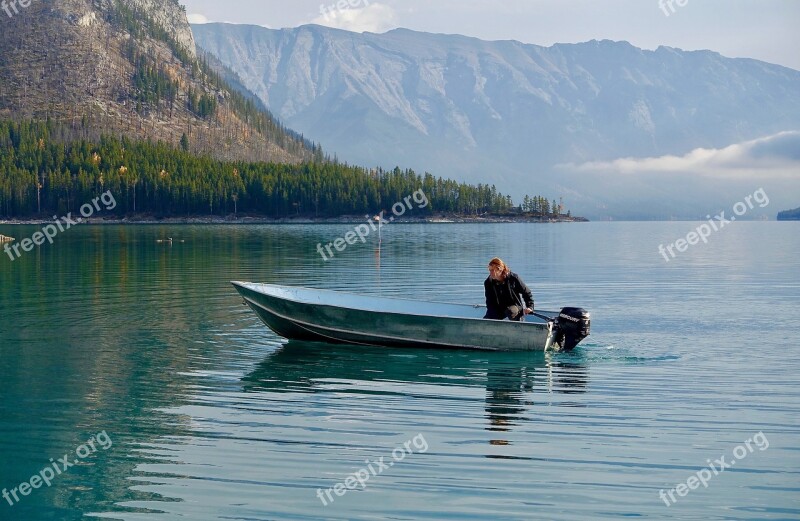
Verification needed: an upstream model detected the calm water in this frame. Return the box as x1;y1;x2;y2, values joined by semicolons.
0;222;798;520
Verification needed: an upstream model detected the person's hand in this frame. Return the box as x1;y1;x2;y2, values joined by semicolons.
524;307;533;315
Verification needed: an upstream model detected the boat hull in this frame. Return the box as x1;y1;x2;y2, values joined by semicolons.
232;282;557;351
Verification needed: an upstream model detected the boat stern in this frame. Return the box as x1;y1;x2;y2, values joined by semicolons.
551;307;591;351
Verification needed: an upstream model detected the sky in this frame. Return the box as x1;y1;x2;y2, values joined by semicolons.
180;0;800;71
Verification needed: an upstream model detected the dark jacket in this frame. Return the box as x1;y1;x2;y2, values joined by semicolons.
484;271;534;314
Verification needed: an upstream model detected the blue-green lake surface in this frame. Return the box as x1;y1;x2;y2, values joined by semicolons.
1;222;798;520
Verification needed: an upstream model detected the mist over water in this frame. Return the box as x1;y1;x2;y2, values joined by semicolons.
0;223;798;520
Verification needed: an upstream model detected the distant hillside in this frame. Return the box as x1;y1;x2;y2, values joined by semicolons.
777;207;800;221
0;120;570;220
193;24;800;219
0;0;320;163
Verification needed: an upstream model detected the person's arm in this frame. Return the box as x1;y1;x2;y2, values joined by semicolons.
484;278;494;310
513;274;534;311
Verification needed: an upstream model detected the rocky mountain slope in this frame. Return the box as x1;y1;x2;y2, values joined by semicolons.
0;0;318;163
193;24;800;217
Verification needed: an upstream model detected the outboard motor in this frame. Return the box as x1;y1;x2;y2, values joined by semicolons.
554;307;591;351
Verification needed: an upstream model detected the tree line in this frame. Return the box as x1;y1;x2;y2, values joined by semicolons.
0;120;569;219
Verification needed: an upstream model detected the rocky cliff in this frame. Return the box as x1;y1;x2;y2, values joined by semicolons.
118;0;197;58
0;0;316;163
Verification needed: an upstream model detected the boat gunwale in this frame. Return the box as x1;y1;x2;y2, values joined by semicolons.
239;293;517;351
231;281;556;327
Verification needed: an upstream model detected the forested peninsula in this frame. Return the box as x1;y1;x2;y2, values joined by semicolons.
777;207;800;221
0;121;577;222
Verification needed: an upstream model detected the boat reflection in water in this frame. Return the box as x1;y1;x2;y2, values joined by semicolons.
242;341;588;446
483;357;588;447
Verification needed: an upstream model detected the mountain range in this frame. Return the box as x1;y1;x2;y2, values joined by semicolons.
193;23;800;219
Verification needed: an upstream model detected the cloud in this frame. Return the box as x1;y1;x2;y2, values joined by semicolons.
557;131;800;180
187;13;209;24
312;2;398;33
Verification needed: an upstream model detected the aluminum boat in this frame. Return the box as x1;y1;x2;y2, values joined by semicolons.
232;282;590;351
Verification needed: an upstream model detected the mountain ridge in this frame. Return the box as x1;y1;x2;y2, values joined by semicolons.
193;23;800;218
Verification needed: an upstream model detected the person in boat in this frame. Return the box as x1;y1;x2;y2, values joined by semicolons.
484;257;534;321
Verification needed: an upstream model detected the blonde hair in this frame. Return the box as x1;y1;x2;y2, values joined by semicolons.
488;257;510;277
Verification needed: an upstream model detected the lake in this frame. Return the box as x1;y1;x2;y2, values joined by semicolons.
0;222;798;520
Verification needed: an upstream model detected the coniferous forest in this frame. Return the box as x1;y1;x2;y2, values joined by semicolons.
0;120;570;219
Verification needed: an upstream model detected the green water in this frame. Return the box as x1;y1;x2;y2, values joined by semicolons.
0;223;798;520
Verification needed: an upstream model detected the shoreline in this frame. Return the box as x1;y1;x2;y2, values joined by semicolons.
0;215;589;225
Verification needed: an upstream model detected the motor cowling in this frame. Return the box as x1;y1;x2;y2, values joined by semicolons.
554;307;591;351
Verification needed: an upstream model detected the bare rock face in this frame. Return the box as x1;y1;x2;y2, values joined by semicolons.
117;0;197;58
0;0;313;164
